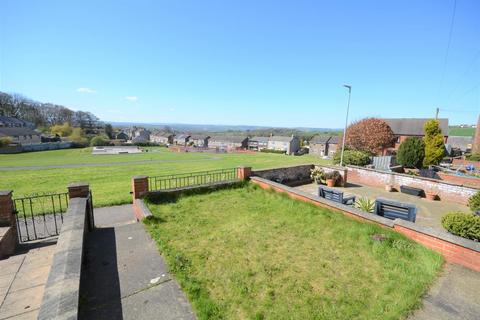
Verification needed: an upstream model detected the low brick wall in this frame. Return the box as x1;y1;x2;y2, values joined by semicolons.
0;227;17;259
346;166;478;205
252;164;314;186
437;172;480;188
38;196;92;320
452;159;480;168
250;176;480;272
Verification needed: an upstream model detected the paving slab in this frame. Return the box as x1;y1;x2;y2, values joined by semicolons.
409;264;480;320
79;204;195;320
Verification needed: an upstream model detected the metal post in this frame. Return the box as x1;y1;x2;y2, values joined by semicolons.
340;84;352;167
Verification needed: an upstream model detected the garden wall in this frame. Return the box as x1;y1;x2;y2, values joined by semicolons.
346;166;478;205
250;176;480;272
252;164;313;186
452;159;480;168
436;172;480;188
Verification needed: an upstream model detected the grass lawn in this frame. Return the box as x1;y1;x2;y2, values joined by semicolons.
145;184;443;320
0;147;329;207
449;126;475;137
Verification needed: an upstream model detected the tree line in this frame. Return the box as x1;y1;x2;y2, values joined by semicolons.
0;91;102;133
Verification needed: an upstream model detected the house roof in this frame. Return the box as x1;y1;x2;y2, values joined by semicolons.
0;127;40;137
250;136;270;143
447;136;473;150
175;134;191;140
190;135;210;140
329;136;340;144
383;118;449;136
210;136;248;143
151;132;174;138
310;136;330;144
269;136;296;142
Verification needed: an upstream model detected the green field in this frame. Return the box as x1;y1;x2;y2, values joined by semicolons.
449;126;476;137
0;147;329;207
145;184;442;320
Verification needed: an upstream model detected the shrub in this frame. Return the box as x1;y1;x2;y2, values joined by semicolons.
67;128;89;147
345;118;395;154
355;197;375;213
468;191;480;212
0;136;12;147
423;119;445;166
333;149;371;166
90;136;109;147
324;170;341;184
310;168;325;184
397;137;425;168
441;212;480;241
467;153;480;161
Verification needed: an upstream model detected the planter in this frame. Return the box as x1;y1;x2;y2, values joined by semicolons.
326;179;335;187
425;192;437;201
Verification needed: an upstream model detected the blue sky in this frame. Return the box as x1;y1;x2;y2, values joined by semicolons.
1;0;479;128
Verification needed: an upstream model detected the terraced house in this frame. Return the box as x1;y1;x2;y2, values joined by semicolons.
208;136;249;150
309;136;339;157
267;135;300;155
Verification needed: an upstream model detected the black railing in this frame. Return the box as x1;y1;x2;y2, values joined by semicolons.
149;168;239;191
13;192;69;242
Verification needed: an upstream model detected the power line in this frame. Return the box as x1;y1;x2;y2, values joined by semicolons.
437;0;457;102
444;49;480;104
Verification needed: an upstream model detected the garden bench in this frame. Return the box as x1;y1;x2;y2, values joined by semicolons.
374;198;417;222
400;185;424;197
318;186;355;205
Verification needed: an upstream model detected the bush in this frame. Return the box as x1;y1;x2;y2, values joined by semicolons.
441;212;480;241
333;149;371;166
466;153;480;161
397;137;425;168
260;149;286;154
0;136;12;147
90;136;109;147
468;191;480;212
325;170;341;184
355;197;375;213
423;119;445;166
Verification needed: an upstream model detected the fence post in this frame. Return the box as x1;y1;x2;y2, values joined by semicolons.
67;183;90;199
237;166;252;180
132;176;149;201
0;190;17;257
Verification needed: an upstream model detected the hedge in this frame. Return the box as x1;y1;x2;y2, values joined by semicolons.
441;212;480;241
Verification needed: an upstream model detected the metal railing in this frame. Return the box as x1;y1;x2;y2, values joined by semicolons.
13;192;69;242
149;168;239;191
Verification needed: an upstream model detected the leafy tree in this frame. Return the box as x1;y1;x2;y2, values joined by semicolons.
333;149;371;166
90;136;109;146
50;122;73;137
0;137;12;147
104;123;114;139
423;119;445;166
345;118;395;154
397;137;425;168
68;128;88;147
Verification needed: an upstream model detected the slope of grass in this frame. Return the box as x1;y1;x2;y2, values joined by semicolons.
145;185;443;320
449;127;475;137
0;147;329;207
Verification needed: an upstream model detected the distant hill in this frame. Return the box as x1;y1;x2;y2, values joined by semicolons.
108;121;341;133
449;126;475;137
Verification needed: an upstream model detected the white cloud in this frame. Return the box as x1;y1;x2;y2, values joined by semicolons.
125;96;138;102
76;87;96;93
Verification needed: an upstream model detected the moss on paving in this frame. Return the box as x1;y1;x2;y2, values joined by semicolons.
0;147;329;207
145;184;443;320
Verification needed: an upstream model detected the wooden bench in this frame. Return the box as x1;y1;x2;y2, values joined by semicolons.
374;198;417;222
400;185;424;197
318;186;356;205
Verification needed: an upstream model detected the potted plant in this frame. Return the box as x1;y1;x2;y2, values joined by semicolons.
425;188;438;201
325;170;341;187
310;168;325;185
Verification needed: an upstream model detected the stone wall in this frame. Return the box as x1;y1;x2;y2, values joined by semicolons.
252;164;314;186
346;166;478;205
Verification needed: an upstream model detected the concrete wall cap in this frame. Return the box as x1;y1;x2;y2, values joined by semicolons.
132;175;148;180
0;190;13;196
67;182;89;188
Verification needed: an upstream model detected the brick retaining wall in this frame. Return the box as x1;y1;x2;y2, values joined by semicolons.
346;166;478;205
250;176;480;272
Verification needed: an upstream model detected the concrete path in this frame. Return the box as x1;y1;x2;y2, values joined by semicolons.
0;157;220;171
0;239;57;320
409;264;480;320
79;205;195;320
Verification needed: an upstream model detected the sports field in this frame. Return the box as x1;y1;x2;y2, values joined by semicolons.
0;147;329;207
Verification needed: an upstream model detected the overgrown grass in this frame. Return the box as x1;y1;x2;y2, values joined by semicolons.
145;184;443;320
0;147;329;207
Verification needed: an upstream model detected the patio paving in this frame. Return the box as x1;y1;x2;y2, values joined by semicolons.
295;182;470;230
0;239;57;320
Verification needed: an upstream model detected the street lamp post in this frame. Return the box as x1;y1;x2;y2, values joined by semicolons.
340;84;351;167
